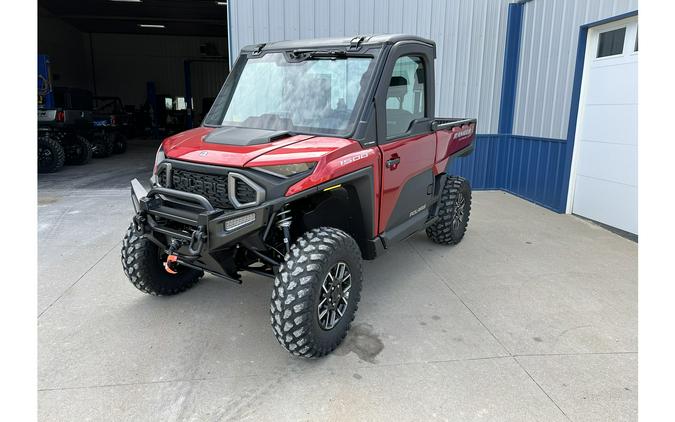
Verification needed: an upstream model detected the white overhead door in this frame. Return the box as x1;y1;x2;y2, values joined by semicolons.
568;16;638;234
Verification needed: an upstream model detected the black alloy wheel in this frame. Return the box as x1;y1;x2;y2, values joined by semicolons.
317;261;352;330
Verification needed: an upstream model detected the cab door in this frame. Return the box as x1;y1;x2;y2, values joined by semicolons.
375;45;437;245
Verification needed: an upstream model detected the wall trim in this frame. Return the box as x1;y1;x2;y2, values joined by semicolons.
560;9;638;213
497;2;524;135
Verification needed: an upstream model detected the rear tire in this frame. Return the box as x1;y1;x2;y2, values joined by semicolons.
426;176;471;245
121;224;203;296
65;135;93;165
111;132;127;154
38;136;66;173
270;227;363;358
92;132;114;158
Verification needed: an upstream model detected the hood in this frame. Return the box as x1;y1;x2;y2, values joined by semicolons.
163;126;363;169
163;126;315;167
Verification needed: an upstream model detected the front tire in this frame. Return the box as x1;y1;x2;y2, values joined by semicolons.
426;176;472;245
271;227;363;358
121;224;203;295
38;136;66;173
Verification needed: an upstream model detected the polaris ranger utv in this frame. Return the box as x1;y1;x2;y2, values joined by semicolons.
38;87;94;173
122;35;476;358
92;96;131;155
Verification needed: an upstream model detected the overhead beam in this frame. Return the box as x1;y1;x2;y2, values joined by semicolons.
60;15;226;25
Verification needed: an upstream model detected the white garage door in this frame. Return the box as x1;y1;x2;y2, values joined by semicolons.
568;16;638;235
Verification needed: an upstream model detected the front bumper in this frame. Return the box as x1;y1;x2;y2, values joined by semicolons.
130;178;269;255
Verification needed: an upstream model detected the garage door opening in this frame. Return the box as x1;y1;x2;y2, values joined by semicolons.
38;0;230;141
567;16;638;236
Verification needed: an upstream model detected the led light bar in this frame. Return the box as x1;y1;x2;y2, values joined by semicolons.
224;213;256;231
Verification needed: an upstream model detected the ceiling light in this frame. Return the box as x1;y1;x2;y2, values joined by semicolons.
138;24;166;28
111;0;142;3
216;1;227;5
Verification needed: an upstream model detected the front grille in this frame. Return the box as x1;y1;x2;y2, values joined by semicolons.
234;178;257;204
158;168;233;209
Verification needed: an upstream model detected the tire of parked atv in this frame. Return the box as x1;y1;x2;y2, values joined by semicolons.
271;227;363;358
92;134;114;158
426;176;472;245
38;136;66;173
111;132;127;154
121;224;203;295
65;135;93;165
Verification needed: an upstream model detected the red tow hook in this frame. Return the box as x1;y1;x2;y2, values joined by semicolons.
164;254;179;274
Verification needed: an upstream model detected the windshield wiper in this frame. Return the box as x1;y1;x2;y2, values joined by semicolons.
289;49;348;61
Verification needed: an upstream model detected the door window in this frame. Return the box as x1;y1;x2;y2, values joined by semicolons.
386;56;426;138
597;27;626;58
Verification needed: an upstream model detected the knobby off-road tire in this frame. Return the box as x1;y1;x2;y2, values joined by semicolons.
271;227;363;358
65;135;93;165
92;133;114;158
38;136;66;173
111;132;127;154
426;176;472;245
121;224;203;295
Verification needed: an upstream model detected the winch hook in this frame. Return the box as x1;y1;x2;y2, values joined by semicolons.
163;239;182;274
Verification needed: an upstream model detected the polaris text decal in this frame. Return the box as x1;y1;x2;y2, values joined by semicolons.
409;204;427;218
452;126;474;138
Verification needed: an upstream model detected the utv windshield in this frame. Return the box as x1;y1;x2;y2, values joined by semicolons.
203;51;377;136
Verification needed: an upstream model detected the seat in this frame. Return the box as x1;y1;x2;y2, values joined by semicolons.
386;76;413;136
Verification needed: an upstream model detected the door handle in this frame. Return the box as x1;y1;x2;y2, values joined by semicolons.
386;156;401;169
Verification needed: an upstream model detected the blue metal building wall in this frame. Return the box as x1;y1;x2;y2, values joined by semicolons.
449;2;571;212
450;1;636;213
448;135;500;190
448;134;566;212
226;0;637;214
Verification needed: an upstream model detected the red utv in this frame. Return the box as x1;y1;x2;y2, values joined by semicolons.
122;35;476;358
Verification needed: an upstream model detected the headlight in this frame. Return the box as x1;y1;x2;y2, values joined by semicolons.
152;145;165;175
254;162;316;178
150;145;166;184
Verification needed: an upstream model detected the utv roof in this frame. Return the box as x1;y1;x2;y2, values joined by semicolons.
241;34;435;53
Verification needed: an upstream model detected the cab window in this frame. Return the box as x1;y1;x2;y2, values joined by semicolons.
386;56;426;138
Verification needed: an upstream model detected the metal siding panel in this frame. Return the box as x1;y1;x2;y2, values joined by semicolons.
329;0;345;37
299;0;316;38
448;135;500;190
387;0;405;33
344;0;360;35
358;0;375;33
285;0;301;40
314;0;330;38
415;0;432;40
512;0;638;139
228;0;510;133
252;0;270;43
372;0;389;34
401;0;419;35
268;0;285;41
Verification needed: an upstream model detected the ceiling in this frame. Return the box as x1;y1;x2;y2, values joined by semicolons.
38;0;228;37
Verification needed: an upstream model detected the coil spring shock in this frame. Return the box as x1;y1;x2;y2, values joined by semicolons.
276;208;292;255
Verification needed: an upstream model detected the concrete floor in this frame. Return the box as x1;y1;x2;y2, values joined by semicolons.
38;139;637;421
